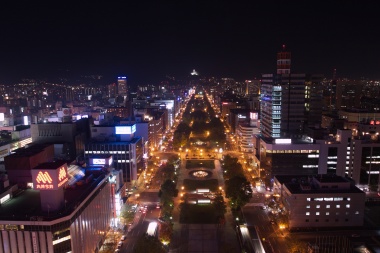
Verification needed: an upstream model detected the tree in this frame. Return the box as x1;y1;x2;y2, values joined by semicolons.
173;132;188;150
212;191;227;217
176;122;191;134
287;237;308;253
158;222;173;245
159;179;178;198
191;110;208;122
120;203;136;225
222;155;244;179
191;120;207;133
133;234;166;253
225;176;252;210
159;179;178;219
207;117;225;142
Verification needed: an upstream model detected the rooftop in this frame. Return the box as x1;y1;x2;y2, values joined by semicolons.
7;143;52;157
0;167;109;222
275;175;364;194
33;160;67;171
87;137;142;144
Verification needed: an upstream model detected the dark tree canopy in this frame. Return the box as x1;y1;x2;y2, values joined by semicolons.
222;155;244;179
225;176;252;210
159;179;179;199
133;234;165;253
212;191;227;217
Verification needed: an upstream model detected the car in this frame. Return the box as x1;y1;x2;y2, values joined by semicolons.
115;249;120;253
118;241;123;246
121;235;126;241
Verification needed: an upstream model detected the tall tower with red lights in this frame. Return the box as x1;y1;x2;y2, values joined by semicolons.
277;45;291;74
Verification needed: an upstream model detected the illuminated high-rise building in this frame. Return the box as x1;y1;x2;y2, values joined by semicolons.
261;48;323;138
276;45;291;74
108;82;118;98
117;76;128;101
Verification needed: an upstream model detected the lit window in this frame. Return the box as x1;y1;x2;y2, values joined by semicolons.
316;212;320;215
306;212;310;216
307;198;311;201
347;197;351;201
355;211;359;214
316;205;320;208
326;212;329;215
306;205;310;208
336;205;340;208
346;204;350;208
326;205;330;208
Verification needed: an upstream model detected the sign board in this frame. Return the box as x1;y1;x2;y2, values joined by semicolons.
92;158;106;165
32;164;68;191
115;124;136;135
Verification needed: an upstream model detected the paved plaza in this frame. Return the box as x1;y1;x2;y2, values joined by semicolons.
169;155;240;253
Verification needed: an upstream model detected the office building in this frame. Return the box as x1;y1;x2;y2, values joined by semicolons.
117;76;128;97
85;124;144;183
276;45;291;74
260;73;323;139
274;175;365;230
30;118;90;160
236;112;260;153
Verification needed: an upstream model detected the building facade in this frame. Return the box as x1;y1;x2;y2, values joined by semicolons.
0;163;112;253
85;124;144;183
274;175;365;230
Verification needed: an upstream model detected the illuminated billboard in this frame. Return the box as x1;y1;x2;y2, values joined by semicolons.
23;115;28;125
250;112;258;120
32;165;68;191
115;125;136;135
92;158;106;165
275;139;292;144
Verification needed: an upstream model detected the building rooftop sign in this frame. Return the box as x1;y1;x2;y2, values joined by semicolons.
32;162;69;191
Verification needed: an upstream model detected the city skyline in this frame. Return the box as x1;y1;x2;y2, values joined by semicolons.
0;1;379;84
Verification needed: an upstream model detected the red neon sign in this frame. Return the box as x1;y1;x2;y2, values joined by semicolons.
36;172;53;184
58;167;67;181
33;165;68;190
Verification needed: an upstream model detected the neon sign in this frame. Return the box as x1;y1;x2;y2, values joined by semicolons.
36;172;53;184
58;167;66;181
32;165;68;191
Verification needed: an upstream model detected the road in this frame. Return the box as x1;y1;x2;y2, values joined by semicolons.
118;205;161;253
242;190;289;253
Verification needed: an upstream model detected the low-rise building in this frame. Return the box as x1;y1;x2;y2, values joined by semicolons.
274;175;365;230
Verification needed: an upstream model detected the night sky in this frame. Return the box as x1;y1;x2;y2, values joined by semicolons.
0;1;379;84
